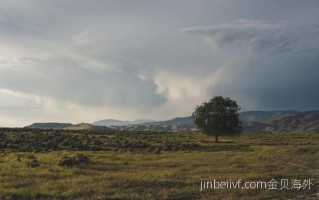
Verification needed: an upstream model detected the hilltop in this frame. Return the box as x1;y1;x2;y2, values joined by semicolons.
111;110;319;133
24;110;319;133
64;123;112;131
25;123;73;129
92;119;155;126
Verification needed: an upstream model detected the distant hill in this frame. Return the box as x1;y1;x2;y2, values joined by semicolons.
140;117;193;126
24;110;319;133
239;110;296;122
244;111;319;133
64;123;112;131
111;110;319;133
92;119;155;126
25;122;111;131
110;116;195;132
25;123;72;129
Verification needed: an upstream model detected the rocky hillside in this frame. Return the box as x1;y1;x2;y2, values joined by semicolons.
244;111;319;133
64;123;112;131
112;111;319;133
239;110;296;121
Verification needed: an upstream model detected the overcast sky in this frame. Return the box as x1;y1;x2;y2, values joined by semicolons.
1;0;319;127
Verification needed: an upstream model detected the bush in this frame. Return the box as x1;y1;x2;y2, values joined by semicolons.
89;145;101;151
26;154;36;159
181;143;199;150
58;154;90;167
16;155;22;162
145;146;154;152
154;147;161;154
163;142;179;151
27;159;40;168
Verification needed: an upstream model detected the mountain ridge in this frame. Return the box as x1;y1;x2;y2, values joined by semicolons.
24;110;319;133
64;123;112;131
110;110;319;133
25;123;72;129
92;119;156;126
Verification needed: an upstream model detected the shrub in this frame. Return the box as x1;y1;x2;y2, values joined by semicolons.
58;154;89;167
145;146;154;152
89;145;101;151
27;159;40;168
26;154;36;159
163;142;179;151
181;143;199;150
154;147;161;154
16;155;22;162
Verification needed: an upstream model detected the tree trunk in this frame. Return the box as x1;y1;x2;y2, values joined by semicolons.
215;135;218;143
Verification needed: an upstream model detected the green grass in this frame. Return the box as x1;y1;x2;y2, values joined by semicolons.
0;132;318;199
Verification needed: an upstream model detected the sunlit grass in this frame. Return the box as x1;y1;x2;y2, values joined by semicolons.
0;132;318;199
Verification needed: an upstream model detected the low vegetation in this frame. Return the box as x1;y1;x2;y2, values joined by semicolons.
0;128;199;152
0;128;318;199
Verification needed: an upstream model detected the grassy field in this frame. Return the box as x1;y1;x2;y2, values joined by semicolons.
0;130;318;199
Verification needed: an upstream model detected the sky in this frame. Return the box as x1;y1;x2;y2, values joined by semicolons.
0;0;319;127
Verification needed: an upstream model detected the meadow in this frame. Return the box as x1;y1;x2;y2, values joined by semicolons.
0;128;318;199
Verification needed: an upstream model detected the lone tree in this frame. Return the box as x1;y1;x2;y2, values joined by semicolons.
192;96;242;142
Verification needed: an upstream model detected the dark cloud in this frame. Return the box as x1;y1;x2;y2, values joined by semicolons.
0;0;319;126
183;20;298;52
183;19;319;111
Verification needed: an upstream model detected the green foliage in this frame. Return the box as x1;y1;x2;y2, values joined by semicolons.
192;96;242;142
58;154;90;167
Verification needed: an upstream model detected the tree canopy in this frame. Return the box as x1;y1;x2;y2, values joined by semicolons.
192;96;242;142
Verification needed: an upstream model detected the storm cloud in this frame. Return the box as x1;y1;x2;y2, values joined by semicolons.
183;20;298;52
0;0;319;126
